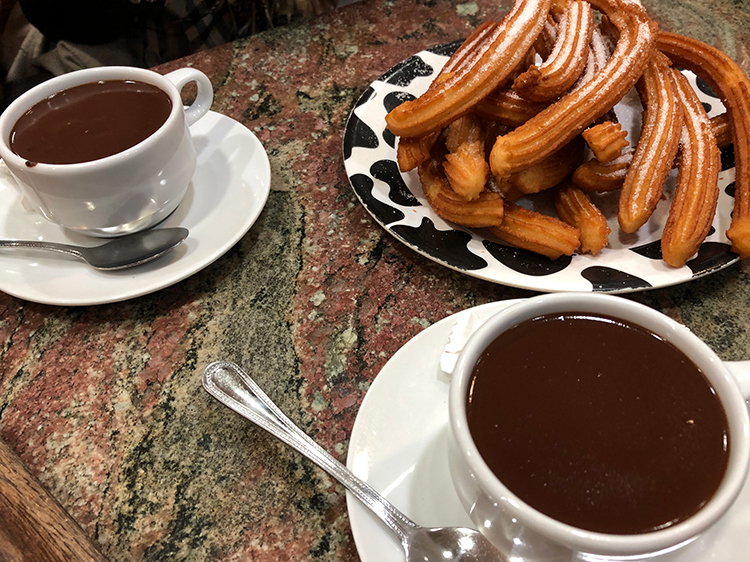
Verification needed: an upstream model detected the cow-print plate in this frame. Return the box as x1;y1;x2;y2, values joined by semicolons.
343;42;739;293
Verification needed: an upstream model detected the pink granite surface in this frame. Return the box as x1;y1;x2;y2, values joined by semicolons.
1;0;750;560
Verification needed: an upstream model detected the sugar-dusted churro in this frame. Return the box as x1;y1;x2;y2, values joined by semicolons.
660;68;720;268
658;31;750;258
439;21;500;78
418;156;504;228
494;176;526;202
618;51;683;234
443;114;490;201
583;121;629;163
508;42;541;83
554;182;611;254
572;149;633;193
513;0;594;102
711;112;731;149
572;113;731;194
508;134;585;194
487;200;581;259
490;0;657;179
396;132;440;172
475;88;549;128
571;24;610;91
385;0;552;138
534;12;558;59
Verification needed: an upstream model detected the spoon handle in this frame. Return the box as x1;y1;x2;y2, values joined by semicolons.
202;360;418;543
0;239;84;259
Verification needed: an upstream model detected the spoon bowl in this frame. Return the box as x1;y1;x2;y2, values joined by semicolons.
0;227;188;270
202;360;508;562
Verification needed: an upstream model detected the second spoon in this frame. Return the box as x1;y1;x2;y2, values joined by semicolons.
0;227;189;270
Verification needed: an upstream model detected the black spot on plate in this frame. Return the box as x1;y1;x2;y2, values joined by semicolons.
721;144;735;171
392;217;487;270
349;173;405;225
629;239;663;260
343;112;379;160
370;159;420;207
581;266;652;292
686;241;737;274
427;40;462;57
726;181;736;197
696;76;720;99
702;102;712;114
383;127;396;149
378;55;435;87
482;240;572;275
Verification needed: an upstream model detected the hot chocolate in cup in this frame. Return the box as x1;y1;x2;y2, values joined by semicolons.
0;65;213;237
448;293;750;562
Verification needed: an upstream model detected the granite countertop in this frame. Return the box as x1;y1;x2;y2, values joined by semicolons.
1;0;750;560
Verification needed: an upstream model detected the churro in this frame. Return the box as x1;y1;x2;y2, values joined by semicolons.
583;121;629;163
494;176;526;202
572;114;731;194
658;31;750;258
618;51;683;234
475;88;549;128
487;200;581;259
396;132;440;172
490;0;657;179
572;149;633;193
443;114;490;201
508;43;541;83
439;21;501;77
508;135;585;194
418;156;504;228
555;183;611;254
385;0;552;137
513;0;594;102
535;13;558;60
661;68;720;268
571;24;610;91
711;112;731;149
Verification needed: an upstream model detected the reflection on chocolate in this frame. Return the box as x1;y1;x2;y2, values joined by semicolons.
467;313;729;535
10;80;172;165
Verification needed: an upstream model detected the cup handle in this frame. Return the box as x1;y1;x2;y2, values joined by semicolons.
163;68;214;126
726;361;750;401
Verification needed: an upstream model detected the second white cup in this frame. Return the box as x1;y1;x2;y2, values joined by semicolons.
449;293;750;561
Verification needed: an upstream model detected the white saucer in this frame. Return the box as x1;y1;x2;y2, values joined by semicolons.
346;301;750;562
0;111;271;306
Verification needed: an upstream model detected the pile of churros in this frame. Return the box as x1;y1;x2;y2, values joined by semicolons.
385;0;750;267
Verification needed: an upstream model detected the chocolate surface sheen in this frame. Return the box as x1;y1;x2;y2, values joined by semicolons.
467;313;729;535
10;79;172;165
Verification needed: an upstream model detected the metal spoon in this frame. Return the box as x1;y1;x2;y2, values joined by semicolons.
0;227;188;270
202;360;508;562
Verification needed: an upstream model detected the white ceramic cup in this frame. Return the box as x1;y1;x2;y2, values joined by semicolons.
449;293;750;562
0;65;213;237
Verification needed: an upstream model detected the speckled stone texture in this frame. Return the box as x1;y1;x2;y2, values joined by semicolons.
1;0;750;560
